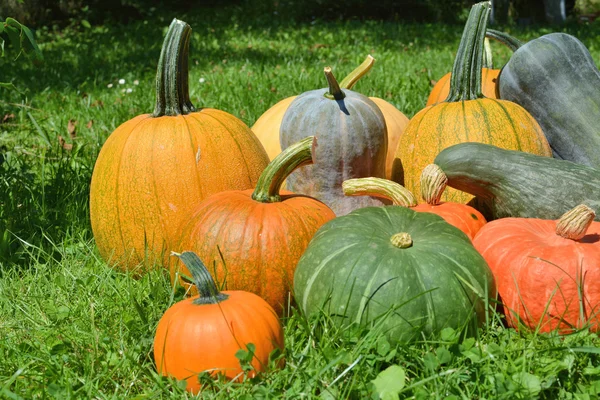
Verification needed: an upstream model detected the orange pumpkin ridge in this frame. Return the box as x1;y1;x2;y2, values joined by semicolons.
90;19;269;272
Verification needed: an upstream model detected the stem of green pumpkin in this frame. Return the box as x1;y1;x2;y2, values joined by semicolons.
252;136;314;203
445;1;491;102
483;38;493;69
173;252;228;305
324;67;346;100
153;18;197;117
486;29;523;52
339;55;375;90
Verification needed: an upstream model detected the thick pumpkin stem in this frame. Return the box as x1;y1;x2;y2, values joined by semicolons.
324;67;346;100
391;232;413;248
342;177;417;207
339;55;375;90
446;1;491;102
153;19;197;117
173;251;228;304
420;164;448;206
485;29;523;52
252;136;314;203
556;204;596;241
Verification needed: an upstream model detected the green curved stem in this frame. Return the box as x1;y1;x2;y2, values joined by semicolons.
446;1;491;102
252;136;314;203
486;29;523;52
342;177;417;207
324;67;346;100
173;252;228;305
153;18;197;117
483;37;493;69
339;55;375;90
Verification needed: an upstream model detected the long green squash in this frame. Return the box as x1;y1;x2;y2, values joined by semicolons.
497;32;600;167
433;142;600;221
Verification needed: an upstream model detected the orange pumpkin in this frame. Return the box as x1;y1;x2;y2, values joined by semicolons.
154;252;284;393
89;19;269;272
392;2;551;205
426;68;499;106
473;205;600;333
172;136;335;314
342;167;486;240
252;55;408;179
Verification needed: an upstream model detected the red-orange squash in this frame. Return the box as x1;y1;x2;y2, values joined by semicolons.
252;55;408;179
89;19;269;272
154;252;284;393
473;204;600;333
172;136;335;314
392;2;551;204
342;165;486;240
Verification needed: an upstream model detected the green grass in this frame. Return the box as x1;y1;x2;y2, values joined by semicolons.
2;2;600;398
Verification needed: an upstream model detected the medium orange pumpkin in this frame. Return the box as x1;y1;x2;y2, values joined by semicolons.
252;55;408;179
392;2;551;205
171;136;335;314
473;205;600;333
90;19;269;272
154;252;284;393
426;68;499;106
342;166;486;240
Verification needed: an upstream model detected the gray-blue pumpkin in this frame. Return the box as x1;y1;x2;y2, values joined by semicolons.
280;67;387;216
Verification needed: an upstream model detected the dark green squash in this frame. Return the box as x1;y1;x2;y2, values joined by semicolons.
433;142;600;221
280;67;388;216
498;32;600;167
293;205;495;345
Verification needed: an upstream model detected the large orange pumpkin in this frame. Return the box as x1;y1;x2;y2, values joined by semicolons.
252;55;408;179
426;68;499;106
172;136;335;314
392;2;551;204
154;252;284;393
90;19;269;272
342;166;486;240
473;205;600;333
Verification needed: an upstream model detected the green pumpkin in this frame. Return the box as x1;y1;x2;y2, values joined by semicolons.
280;67;387;216
294;206;495;344
498;32;600;167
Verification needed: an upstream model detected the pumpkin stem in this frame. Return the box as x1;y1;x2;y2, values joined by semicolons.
485;29;523;52
342;177;417;207
339;55;375;90
483;37;493;69
153;19;197;117
420;164;448;206
252;136;314;203
324;67;346;100
390;232;413;248
446;1;491;102
556;204;596;241
173;251;228;305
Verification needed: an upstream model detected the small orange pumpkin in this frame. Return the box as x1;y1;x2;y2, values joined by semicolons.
172;136;335;314
473;204;600;333
89;19;269;272
342;165;486;240
154;252;284;393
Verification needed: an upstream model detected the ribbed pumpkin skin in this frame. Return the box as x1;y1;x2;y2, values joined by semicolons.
90;109;269;271
254;96;405;180
153;291;284;393
173;189;335;314
392;98;552;204
426;68;500;106
294;206;495;344
498;33;600;167
473;218;600;333
433;143;600;221
252;96;296;160
280;89;387;216
369;98;409;179
412;202;486;240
